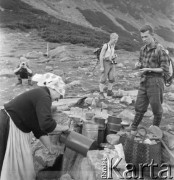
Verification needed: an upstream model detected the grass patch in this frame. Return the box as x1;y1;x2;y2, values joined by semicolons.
0;0;153;52
77;8;141;51
155;26;174;43
0;0;141;51
116;18;138;32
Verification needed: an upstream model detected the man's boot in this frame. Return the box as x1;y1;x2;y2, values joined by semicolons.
16;79;22;85
107;82;114;97
99;92;105;99
107;90;114;97
99;83;105;99
130;112;144;131
153;114;162;127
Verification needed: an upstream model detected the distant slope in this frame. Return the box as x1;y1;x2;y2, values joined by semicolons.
0;0;141;52
19;0;174;49
0;0;174;51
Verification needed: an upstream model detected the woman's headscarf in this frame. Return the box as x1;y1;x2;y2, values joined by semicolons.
32;73;66;97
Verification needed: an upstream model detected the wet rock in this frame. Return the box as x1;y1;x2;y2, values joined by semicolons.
60;173;73;180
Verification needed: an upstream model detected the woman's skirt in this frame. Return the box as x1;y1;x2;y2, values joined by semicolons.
0;109;36;180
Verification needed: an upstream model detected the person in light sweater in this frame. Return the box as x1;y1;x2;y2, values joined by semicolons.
99;33;119;99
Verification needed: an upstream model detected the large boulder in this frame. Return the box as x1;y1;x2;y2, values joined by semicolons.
49;46;70;60
26;51;43;59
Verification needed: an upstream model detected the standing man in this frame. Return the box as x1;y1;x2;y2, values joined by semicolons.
130;24;170;134
99;33;119;99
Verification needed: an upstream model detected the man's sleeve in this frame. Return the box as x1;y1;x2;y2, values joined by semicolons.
138;49;143;68
159;50;170;79
36;95;57;133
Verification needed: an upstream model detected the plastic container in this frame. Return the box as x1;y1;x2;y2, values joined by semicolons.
98;126;106;146
59;131;98;156
106;123;122;135
93;117;106;146
82;122;98;141
107;116;122;124
85;112;95;120
94;117;106;128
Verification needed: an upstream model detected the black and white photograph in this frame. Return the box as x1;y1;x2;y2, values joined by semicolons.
0;0;174;179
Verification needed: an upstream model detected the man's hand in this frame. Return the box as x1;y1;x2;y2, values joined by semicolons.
48;144;60;155
113;54;118;59
19;63;23;69
139;68;151;74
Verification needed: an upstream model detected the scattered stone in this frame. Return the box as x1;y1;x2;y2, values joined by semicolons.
163;103;174;114
117;109;135;122
120;95;133;105
60;57;72;62
166;92;174;101
84;97;93;105
53;69;64;76
106;134;120;145
26;51;43;59
144;110;153;117
78;67;88;71
116;63;124;68
68;80;81;87
49;46;68;58
45;65;53;71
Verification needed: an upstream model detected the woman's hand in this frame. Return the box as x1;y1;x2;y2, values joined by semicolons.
51;105;57;113
53;124;70;133
48;144;60;155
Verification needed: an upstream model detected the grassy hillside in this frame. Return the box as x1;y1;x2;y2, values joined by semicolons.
0;0;141;51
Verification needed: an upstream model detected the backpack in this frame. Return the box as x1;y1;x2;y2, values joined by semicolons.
156;45;174;87
165;56;174;87
93;43;109;61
